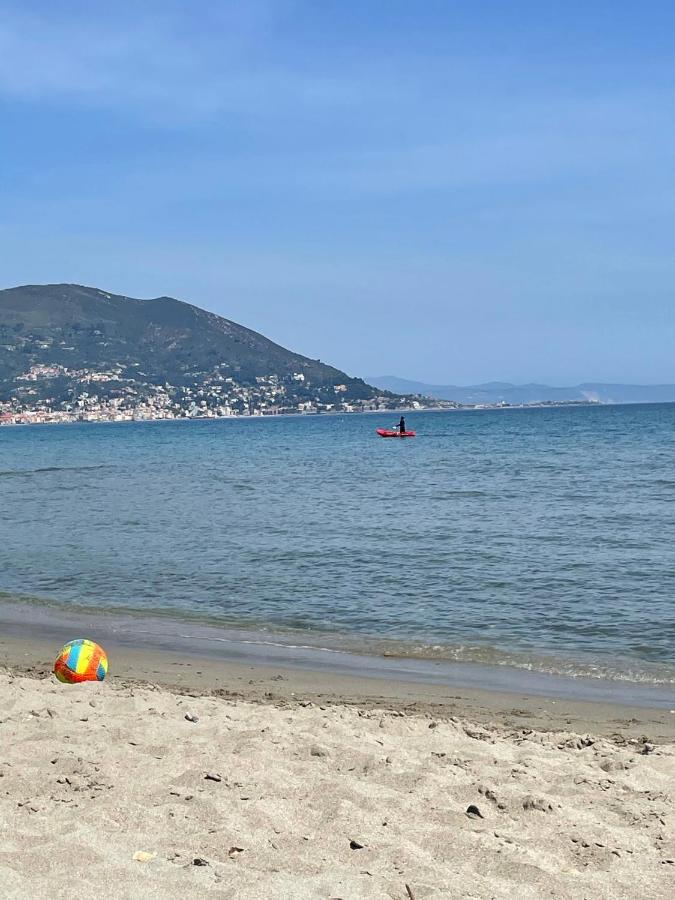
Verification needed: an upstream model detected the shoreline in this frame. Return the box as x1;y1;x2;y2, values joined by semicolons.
2;601;674;742
1;596;673;701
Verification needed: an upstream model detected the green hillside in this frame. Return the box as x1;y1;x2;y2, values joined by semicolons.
0;284;391;419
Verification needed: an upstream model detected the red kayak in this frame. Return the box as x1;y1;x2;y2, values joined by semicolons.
376;428;416;438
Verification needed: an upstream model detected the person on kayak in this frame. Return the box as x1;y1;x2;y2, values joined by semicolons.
398;416;406;435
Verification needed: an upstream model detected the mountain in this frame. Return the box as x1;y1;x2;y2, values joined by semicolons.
0;284;395;421
367;376;675;405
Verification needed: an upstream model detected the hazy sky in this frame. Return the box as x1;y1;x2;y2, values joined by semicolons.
2;1;674;384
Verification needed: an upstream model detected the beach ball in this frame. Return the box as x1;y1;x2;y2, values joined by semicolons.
53;639;108;684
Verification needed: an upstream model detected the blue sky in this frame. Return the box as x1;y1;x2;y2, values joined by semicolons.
1;1;674;384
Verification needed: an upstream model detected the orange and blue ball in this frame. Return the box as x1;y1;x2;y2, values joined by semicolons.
53;639;108;684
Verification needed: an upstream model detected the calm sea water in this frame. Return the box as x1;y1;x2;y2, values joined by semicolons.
1;405;674;685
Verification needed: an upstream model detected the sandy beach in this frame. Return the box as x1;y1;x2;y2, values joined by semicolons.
1;640;673;899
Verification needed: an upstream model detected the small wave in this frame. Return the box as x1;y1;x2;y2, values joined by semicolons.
0;464;112;478
175;632;348;654
119;624;675;686
378;642;675;685
435;490;487;499
1;591;673;686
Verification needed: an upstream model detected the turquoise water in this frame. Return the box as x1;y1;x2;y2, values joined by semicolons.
1;405;674;685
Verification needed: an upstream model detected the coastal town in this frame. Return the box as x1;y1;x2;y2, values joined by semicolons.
0;362;597;426
0;285;462;426
0;362;442;426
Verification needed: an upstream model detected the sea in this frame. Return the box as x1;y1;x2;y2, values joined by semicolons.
1;404;674;690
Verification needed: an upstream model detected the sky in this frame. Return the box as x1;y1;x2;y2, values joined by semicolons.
1;1;675;385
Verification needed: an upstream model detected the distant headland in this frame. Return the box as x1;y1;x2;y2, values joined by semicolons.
0;284;447;426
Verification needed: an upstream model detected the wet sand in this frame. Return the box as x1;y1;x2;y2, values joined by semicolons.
2;633;675;743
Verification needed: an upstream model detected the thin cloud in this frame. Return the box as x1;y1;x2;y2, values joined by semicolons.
0;5;396;121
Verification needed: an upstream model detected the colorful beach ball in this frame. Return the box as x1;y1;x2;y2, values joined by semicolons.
53;639;108;684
